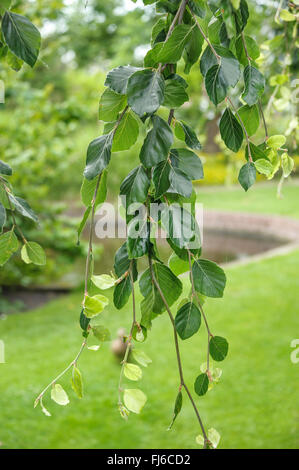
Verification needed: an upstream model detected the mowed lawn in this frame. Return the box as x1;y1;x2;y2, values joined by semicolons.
0;249;298;449
198;180;299;218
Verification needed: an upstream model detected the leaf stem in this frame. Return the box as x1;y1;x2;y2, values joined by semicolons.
34;339;87;406
189;8;221;62
148;252;208;445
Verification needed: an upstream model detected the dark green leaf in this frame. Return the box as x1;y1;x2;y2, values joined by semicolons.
170;148;203;180
113;276;132;309
139;263;182;314
245;142;267;162
200;45;240;88
0;160;12;176
169;167;192;198
210;336;229;361
237;105;259;137
111;111;139;152
127;69;165;117
114;243;138;280
205;63;227;105
175;302;201;340
139;115;173;168
242;65;265;106
175;122;201;150
235;35;259;67
157;24;196;63
120;165;150;206
194;373;209;396
192;258;226;298
153;159;171;199
79;308;90;332
184;26;204;74
127;218;150;259
162;205;199;250
84;133;113;180
163;79;189;108
8;194;38;223
168;391;183;430
99;88;126;122
2;11;41;67
219;108;243;152
105;65;140;94
238;161;256;191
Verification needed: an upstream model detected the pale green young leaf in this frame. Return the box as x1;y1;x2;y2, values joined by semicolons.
124;363;143;381
51;384;69;406
91;274;115;290
21;242;46;266
123;389;147;414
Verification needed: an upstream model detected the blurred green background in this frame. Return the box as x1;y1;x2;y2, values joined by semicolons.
0;0;298;449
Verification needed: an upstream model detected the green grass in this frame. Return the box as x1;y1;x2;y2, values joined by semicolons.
0;250;298;449
198;180;299;218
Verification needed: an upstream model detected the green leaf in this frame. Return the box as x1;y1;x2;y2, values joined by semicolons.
254;158;273;177
238;162;256;191
127;217;150;259
175;302;201;340
6;49;23;71
235;35;259;67
168;391;183;430
51;384;69;406
139;263;182;314
237;104;259;136
184;26;204;74
242;65;265;106
169;167;192;198
281;153;294;178
111;111;139;152
219;108;243;152
169;148;203;180
210;336;229;361
127;69;164;117
0;229;19;266
80;170;108;207
113;276;132;309
168;253;189;276
2;11;41;67
162;204;199;250
79;309;90;332
139;115;173;168
163;79;189;108
245;142;267;162
0;203;6;233
124;363;143;381
120;165;150;206
77;205;91;245
0;160;12;175
267;135;286;150
114;243;137;279
194;373;209;396
99;88;126;122
91;274;115;290
8;194;38;223
153;159;171;199
123;389;147;414
176;122;201;150
196;428;221;448
280;9;296;21
91;324;111;342
105;65;140;94
188;0;206;17
21;242;46;266
71;366;83;399
140;290;155;329
205;63;227;106
84;134;113;180
84;294;109;318
131;350;152;367
157;24;196;63
200;46;240;88
192;259;226;298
